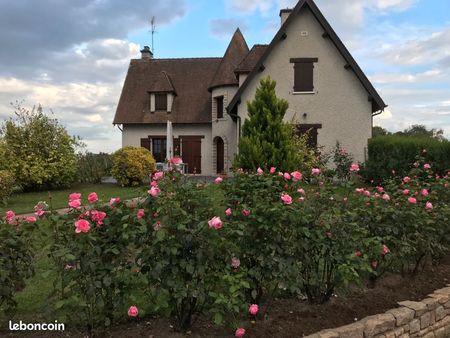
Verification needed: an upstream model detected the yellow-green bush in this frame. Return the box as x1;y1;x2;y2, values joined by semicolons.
0;170;15;205
111;147;155;186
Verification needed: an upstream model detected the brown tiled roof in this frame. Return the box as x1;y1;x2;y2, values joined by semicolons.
235;44;268;74
209;29;249;90
113;57;222;124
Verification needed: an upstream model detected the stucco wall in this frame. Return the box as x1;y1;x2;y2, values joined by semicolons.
122;124;213;175
237;7;373;163
211;86;239;173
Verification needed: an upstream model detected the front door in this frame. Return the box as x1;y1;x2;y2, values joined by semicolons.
181;136;202;174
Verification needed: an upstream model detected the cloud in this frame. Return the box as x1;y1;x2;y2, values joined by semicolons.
369;69;445;84
209;19;248;39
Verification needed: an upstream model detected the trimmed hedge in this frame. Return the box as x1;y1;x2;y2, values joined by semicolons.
363;135;450;183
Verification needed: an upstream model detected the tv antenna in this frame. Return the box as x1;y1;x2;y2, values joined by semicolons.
150;16;156;55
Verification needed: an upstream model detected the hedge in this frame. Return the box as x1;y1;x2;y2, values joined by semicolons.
363;135;450;183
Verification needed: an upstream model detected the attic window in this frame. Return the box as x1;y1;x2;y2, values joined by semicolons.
290;58;318;93
215;96;224;119
155;93;167;111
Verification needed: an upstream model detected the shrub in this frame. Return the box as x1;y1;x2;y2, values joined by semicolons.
0;170;15;205
76;152;113;184
0;104;79;191
111;147;155;187
363;135;450;183
332;141;354;181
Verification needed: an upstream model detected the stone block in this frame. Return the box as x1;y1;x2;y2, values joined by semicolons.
435;327;447;338
433;287;450;296
409;319;420;333
318;332;340;338
387;307;415;326
428;293;450;305
398;301;428;316
422;332;435;338
422;298;439;310
421;312;432;329
364;314;396;338
336;321;365;338
444;300;450;309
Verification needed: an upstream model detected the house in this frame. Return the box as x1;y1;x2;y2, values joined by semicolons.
113;0;387;175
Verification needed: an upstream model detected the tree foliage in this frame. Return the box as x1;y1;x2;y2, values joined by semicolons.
0;104;80;191
234;77;299;172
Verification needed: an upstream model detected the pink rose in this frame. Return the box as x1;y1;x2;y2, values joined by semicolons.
69;199;82;209
215;177;223;184
298;197;305;202
153;220;162;231
256;167;264;176
421;189;429;197
225;208;232;216
91;211;106;225
382;194;391;201
153;171;164;181
297;188;305;195
208;216;223;230
5;210;15;223
355;188;364;193
349;163;360;172
35;209;45;217
424;163;431;170
403;189;410;195
408;197;417;204
377;186;384;193
270;167;276;174
355;250;363;257
235;328;246;338
242;209;250;217
426;202;433;210
169;157;183;165
69;192;81;201
110;197;120;207
403;176;411;183
311;168;321;176
291;171;303;182
127;306;139;317
148;186;161;197
283;172;291;180
249;304;259;316
25;216;37;223
363;190;371;197
382;244;390;256
88;192;98;203
231;257;240;269
414;162;420;168
137;209;145;219
281;193;293;205
75;219;91;234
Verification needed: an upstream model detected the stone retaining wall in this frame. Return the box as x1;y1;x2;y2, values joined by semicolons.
306;285;450;338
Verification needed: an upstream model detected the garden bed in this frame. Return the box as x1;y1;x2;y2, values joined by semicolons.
3;257;450;337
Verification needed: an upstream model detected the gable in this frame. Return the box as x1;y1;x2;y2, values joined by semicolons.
227;0;387;115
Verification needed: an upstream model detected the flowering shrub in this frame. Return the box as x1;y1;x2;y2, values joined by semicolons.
332;141;355;181
0;212;35;313
111;146;155;186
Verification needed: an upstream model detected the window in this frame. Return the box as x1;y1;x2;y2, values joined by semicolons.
152;138;167;162
290;58;318;93
155;93;167;111
296;124;322;148
215;96;224;119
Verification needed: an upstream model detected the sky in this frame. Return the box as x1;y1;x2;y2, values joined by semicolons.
0;0;449;153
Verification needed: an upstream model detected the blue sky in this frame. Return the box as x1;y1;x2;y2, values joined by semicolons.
0;0;449;153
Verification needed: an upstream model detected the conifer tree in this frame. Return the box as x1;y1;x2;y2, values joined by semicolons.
235;77;298;171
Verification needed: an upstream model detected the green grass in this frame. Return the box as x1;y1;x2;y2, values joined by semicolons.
0;183;145;215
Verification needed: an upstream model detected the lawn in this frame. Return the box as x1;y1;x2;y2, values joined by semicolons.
0;183;145;215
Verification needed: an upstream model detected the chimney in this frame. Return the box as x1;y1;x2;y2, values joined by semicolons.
141;46;153;59
279;9;293;26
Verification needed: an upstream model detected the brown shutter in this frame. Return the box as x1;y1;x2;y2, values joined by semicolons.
294;62;314;92
140;138;151;150
155;93;167;110
216;97;224;119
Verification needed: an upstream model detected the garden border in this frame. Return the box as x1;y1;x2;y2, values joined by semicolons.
305;285;450;338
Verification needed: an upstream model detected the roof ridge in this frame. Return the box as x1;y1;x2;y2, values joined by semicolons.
132;57;222;61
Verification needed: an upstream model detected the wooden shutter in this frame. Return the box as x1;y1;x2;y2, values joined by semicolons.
294;62;314;92
140;138;151;151
155;93;167;111
216;97;224;119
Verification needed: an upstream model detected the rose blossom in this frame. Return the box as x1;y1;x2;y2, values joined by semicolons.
291;171;303;182
424;163;431;170
403;176;411;183
153;171;164;181
110;197;120;207
363;190;371;197
421;189;429;197
270;167;276;174
69;192;81;201
311;168;321;176
208;216;223;230
403;189;410;195
355;188;364;193
68;199;82;209
153;220;162;231
5;210;15;223
235;328;246;338
169;157;183;165
249;304;259;316
225;208;232;216
127;306;139;317
88;192;98;203
355;250;363;257
408;197;417;204
382;244;390;256
91;211;106;225
349;163;360;172
242;209;250;217
298;197;305;203
25;216;37;223
75;219;91;234
231;257;240;269
214;177;223;184
382;194;391;201
283;172;291;180
426;202;433;210
137;209;145;219
281;193;293;205
148;186;160;197
377;187;384;193
257;167;264;176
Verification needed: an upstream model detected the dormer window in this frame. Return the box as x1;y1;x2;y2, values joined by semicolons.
155;93;167;111
290;58;318;93
215;96;224;119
